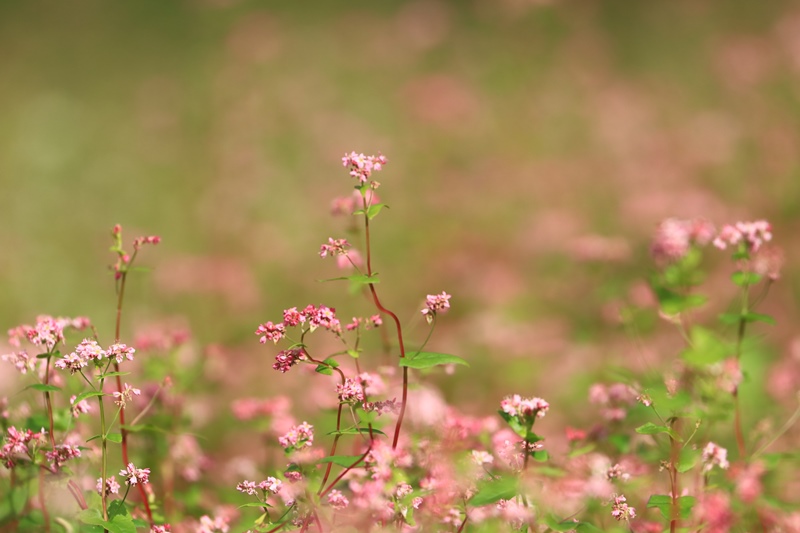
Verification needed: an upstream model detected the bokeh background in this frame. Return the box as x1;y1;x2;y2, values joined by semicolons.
2;0;800;505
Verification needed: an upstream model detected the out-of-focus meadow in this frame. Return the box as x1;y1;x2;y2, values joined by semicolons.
2;0;800;501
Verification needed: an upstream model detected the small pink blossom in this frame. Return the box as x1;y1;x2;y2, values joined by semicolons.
255;321;286;344
327;489;349;510
198;515;229;533
278;422;314;451
45;444;81;470
236;480;257;496
1;351;36;374
113;383;142;408
107;343;136;364
119;462;150;485
337;378;365;403
97;476;121;495
151;526;171;533
500;394;549;420
421;292;451;323
273;348;305;373
133;235;162;251
319;238;350;258
713;220;772;253
702;442;729;473
258;477;283;494
611;494;636;521
651;218;715;264
342;151;388;185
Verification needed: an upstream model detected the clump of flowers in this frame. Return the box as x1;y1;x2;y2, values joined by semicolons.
342;151;387;186
119;462;151;485
650;217;716;264
421;291;452;323
610;494;636;521
713;220;772;253
702;442;730;473
278;422;314;452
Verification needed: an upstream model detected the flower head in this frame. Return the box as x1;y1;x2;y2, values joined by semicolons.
119;462;150;485
421;292;451;324
342;151;388;186
702;442;729;473
713;220;772;253
278;422;314;451
97;476;121;495
611;494;636;521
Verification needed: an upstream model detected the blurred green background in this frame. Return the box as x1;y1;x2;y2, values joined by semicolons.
2;0;800;436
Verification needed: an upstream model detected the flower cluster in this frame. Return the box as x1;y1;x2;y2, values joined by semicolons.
610;494;636;521
713;220;772;253
0;426;47;469
2;316;91;374
69;395;92;417
256;321;286;344
45;444;81;470
113;383;142;408
273;348;305;373
702;442;730;473
97;476;121;495
327;489;350;510
319;237;351;258
500;394;550;421
55;338;130;374
119;462;151;485
420;291;451;323
342;151;387;186
345;315;382;331
278;422;314;451
650;218;715;264
133;235;162;250
588;383;637;421
337;378;366;403
237;477;283;496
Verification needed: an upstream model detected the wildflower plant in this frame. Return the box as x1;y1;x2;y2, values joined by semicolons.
1;153;798;533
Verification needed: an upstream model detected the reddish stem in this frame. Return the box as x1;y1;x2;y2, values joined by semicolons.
37;467;50;533
320;448;370;498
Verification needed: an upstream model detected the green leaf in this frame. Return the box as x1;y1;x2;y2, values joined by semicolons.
36;350;60;359
568;443;596;458
346;350;360;359
86;434;101;443
120;424;166;434
532;450;549;462
731;271;762;287
654;286;707;315
681;326;728;366
366;203;387;219
677;447;700;473
575;523;605;533
635;422;682;441
26;384;61;393
106;433;123;443
399;351;469;369
97;371;131;380
498;410;528;438
469;475;518;507
328;427;386;437
73;390;106;404
78;508;106;527
315;365;333;376
544;515;581;532
317;455;366;468
319;274;379;286
238;502;273;509
607;434;630;454
743;312;776;326
646;494;694;521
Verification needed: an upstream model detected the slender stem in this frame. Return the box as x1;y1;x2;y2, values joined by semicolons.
98;380;108;522
43;354;56;448
114;266;154;524
320;448;370;498
361;194;409;450
668;418;681;533
732;278;750;459
37;467;50;533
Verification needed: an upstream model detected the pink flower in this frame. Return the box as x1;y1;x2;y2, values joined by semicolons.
319;238;350;258
97;476;121;495
119;462;150;485
45;444;81;470
342;151;388;185
327;489;349;510
113;383;142;408
421;292;451;323
258;477;282;494
133;235;162;251
151;526;171;533
650;218;715;264
610;494;636;521
107;343;135;364
702;442;729;473
1;351;36;374
278;422;314;451
713;220;772;253
337;378;365;403
273;348;305;373
255;321;286;344
236;480;257;496
500;394;549;420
